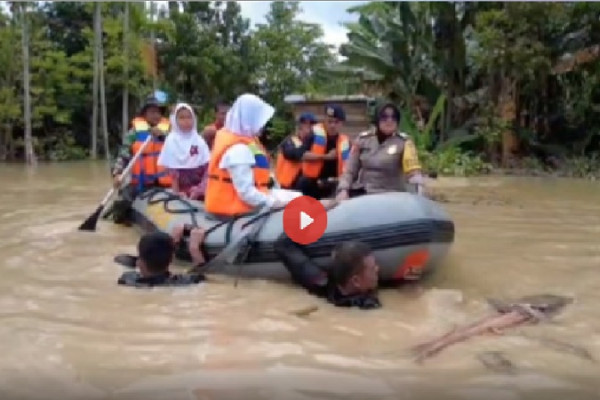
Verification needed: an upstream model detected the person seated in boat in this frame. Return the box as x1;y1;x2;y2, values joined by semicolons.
157;103;210;200
204;93;299;218
294;104;351;199
118;226;207;288
110;94;172;224
275;240;381;309
202;101;230;150
335;102;426;201
112;94;172;195
274;112;328;190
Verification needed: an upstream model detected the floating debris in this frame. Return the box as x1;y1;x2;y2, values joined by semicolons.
519;334;596;363
476;351;517;374
411;294;572;363
290;305;319;317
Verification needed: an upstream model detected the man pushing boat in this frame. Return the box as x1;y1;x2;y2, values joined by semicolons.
277;240;382;309
114;225;381;308
117;226;207;288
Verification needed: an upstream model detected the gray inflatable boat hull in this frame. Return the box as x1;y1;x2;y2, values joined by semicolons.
130;188;455;282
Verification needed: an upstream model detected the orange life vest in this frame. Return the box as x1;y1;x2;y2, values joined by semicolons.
274;134;303;188
301;123;350;178
130;117;171;191
205;129;271;216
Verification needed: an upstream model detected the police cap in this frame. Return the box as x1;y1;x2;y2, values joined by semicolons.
324;104;346;122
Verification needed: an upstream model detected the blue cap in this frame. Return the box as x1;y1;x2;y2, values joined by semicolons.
325;104;346;122
298;112;317;124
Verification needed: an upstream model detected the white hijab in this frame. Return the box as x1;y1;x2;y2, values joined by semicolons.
157;103;210;169
224;93;275;137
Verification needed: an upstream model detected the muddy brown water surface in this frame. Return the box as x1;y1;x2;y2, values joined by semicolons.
1;162;599;400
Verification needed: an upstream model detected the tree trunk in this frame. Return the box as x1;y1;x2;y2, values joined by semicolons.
91;2;100;159
149;1;157;91
168;1;179;15
21;5;35;165
0;126;8;161
498;76;518;168
122;2;129;141
98;10;109;163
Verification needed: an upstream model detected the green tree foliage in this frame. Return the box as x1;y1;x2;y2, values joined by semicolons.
253;1;335;108
338;1;600;175
0;1;339;161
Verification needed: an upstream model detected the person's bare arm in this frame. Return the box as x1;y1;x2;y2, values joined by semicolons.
188;228;206;266
171;225;185;244
202;125;217;146
301;152;325;161
321;148;337;161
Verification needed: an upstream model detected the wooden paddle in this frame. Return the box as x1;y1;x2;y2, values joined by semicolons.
231;204;281;287
79;135;152;231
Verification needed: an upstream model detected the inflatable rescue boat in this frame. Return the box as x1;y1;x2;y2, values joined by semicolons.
130;188;455;282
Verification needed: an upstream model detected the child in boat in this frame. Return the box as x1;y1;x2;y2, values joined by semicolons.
118;226;207;288
157;103;211;200
275;239;381;309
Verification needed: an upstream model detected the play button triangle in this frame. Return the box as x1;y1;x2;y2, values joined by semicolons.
300;211;314;230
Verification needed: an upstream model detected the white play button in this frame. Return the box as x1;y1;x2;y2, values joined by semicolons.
300;211;314;230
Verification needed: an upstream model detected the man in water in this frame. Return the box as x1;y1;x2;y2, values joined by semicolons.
275;239;381;309
118;226;207;288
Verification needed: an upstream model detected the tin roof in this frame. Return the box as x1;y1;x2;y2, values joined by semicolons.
284;94;373;104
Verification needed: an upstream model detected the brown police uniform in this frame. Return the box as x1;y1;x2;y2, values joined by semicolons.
337;129;422;194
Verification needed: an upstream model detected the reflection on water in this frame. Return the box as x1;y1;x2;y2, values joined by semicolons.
0;162;599;399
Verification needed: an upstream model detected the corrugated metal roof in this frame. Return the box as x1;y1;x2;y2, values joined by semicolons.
284;94;373;104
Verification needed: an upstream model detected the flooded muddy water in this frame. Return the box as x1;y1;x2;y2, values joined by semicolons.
0;162;599;400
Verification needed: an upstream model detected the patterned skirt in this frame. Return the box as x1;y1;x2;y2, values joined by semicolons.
171;165;208;200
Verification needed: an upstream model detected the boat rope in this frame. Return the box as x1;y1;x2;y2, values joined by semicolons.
136;188;283;248
137;188;228;236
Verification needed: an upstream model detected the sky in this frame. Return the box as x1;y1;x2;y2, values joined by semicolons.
150;1;366;47
238;1;367;47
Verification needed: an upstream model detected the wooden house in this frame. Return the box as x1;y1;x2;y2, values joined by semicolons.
284;94;375;138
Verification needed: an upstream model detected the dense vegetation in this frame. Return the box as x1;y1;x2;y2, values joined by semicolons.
2;1;600;178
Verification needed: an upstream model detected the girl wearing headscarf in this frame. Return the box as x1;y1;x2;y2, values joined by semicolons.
204;93;300;217
157;103;210;200
335;102;426;200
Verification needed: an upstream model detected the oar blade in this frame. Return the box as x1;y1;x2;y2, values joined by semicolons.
78;205;104;231
196;226;256;272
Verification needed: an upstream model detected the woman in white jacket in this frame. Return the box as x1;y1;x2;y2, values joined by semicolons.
204;93;300;217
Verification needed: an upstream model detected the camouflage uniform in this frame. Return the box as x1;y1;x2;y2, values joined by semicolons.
118;271;204;287
337;129;422;194
111;128;138;176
